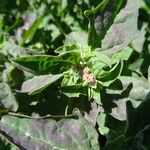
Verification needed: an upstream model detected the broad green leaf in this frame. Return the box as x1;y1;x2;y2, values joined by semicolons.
97;113;109;136
85;0;141;53
130;23;147;53
119;76;150;100
21;74;63;95
1;41;33;58
101;0;140;53
61;67;89;98
0;114;99;150
84;0;111;48
13;52;80;74
0;70;18;111
101;86;141;121
55;44;78;54
0;81;18;111
88;53;112;89
64;31;88;47
21;16;44;46
84;102;100;126
110;98;141;121
110;99;128;121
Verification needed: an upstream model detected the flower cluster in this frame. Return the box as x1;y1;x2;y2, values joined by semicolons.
82;67;96;84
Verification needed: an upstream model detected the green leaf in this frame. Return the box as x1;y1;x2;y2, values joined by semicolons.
84;102;100;126
130;23;147;53
21;16;44;46
21;74;63;95
119;76;150;100
84;0;111;48
88;82;102;104
89;88;101;104
85;0;141;53
0;114;99;150
55;44;78;54
100;0;140;53
114;99;141;122
1;41;33;58
100;60;123;87
0;70;18;111
61;68;80;87
129;54;150;75
64;31;88;47
61;67;87;98
13;52;80;74
89;52;112;72
110;47;133;64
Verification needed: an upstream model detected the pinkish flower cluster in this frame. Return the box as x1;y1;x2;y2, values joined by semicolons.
83;67;96;84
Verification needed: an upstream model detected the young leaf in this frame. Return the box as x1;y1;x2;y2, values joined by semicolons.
110;47;133;64
89;52;112;69
100;60;123;87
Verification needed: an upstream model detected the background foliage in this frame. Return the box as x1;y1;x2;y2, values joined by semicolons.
0;0;150;149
